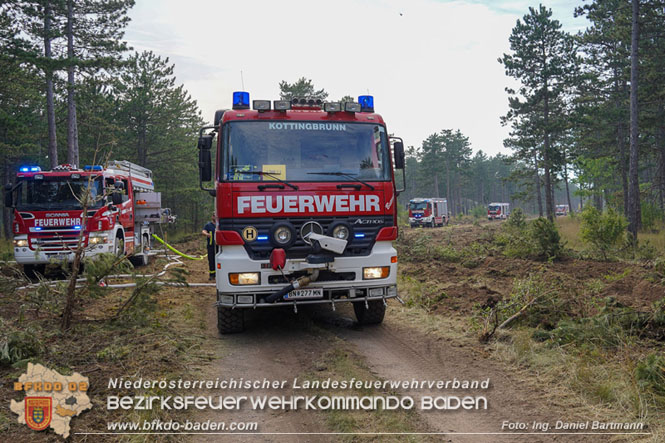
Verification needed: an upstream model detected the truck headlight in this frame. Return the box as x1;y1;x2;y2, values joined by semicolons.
229;272;260;285
274;226;292;244
332;224;350;240
13;239;28;247
89;235;108;245
363;267;390;279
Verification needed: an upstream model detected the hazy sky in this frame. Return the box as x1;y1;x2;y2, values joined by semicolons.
124;0;588;157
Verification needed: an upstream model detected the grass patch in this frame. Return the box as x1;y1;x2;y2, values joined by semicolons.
303;342;432;442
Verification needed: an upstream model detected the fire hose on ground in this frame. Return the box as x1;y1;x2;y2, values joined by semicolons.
15;235;215;290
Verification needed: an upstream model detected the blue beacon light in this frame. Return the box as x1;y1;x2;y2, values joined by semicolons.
232;91;250;110
358;95;374;112
354;233;366;239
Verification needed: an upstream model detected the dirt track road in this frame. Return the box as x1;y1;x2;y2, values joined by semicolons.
188;290;603;443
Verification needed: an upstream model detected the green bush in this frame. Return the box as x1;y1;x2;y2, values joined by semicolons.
641;202;663;233
580;206;627;259
471;205;486;219
506;208;526;230
531;218;563;260
0;324;45;366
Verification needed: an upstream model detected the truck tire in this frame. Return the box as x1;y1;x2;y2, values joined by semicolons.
353;300;386;325
217;307;244;334
23;264;45;280
129;253;148;267
114;234;124;257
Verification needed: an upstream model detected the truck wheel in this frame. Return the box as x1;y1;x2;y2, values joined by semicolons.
23;264;45;280
129;253;148;267
217;307;244;334
114;235;124;257
353;300;386;325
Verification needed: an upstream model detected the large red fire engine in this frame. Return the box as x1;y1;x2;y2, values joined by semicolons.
408;198;448;227
197;92;406;333
5;161;168;277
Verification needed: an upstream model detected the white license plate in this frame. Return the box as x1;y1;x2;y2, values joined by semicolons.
285;288;323;300
51;254;70;260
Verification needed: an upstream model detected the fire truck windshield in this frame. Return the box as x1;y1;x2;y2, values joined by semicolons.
409;202;428;210
223;121;391;182
15;176;104;210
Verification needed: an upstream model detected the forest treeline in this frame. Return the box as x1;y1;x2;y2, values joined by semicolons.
405;1;665;237
1;1;665;238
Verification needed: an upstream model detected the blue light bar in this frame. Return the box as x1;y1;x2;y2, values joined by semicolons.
358;95;374;112
83;165;103;171
232;91;250;110
257;235;269;241
30;166;41;172
34;227;42;231
19;167;29;172
72;225;82;230
354;233;366;238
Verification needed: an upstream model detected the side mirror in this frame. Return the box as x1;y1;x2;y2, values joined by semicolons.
4;183;14;208
198;135;213;183
111;191;123;205
114;180;124;190
393;141;405;169
213;110;226;127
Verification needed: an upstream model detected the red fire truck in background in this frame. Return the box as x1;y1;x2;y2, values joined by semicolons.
408;198;448;227
5;161;169;277
197;92;406;333
488;202;510;220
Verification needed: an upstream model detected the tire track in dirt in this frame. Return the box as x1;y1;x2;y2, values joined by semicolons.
189;302;334;443
310;304;603;443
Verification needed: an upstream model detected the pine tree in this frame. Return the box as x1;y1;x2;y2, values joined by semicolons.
279;77;328;101
499;5;578;220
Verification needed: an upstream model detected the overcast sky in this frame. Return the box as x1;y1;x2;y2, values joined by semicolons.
124;0;588;157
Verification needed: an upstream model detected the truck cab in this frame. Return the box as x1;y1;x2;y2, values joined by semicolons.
6;162;165;277
197;93;406;333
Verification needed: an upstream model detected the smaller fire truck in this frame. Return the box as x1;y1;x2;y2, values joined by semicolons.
408;198;448;227
555;204;569;216
487;202;510;220
5;161;169;276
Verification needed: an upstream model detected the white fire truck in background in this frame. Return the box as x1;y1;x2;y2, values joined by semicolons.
5;161;170;277
487;202;510;220
555;205;569;216
408;198;448;227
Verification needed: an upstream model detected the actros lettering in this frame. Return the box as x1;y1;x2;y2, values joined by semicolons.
237;195;380;214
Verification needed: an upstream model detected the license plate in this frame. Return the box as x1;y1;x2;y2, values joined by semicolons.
285;288;323;300
51;254;70;260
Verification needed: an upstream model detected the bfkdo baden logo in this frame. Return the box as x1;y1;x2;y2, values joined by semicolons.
10;363;92;438
25;397;52;431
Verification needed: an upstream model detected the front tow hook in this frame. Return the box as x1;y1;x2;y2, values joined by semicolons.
264;271;319;303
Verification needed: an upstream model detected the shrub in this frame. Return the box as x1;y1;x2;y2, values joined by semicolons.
0;324;45;366
471;205;486;219
506;208;526;230
580;206;627;259
641;202;663;233
531;218;563;260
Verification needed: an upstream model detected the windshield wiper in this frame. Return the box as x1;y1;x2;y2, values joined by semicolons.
230;169;298;190
307;172;375;190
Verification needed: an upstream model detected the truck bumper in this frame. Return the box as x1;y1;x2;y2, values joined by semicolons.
215;241;398;308
14;243;115;264
409;217;432;226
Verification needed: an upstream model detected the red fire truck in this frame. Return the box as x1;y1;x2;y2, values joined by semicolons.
197;92;406;333
5;161;168;277
488;202;510;220
408;198;448;227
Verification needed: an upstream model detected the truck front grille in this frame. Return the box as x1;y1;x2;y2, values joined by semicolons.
219;216;393;260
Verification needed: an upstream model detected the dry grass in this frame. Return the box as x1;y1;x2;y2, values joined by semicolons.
556;216;665;255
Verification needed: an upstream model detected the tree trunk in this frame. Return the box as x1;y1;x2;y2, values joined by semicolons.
44;2;58;168
563;149;573;213
543;94;554;221
433;172;439;198
627;0;641;240
617;76;629;216
66;0;79;167
445;160;451;215
534;152;543;217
